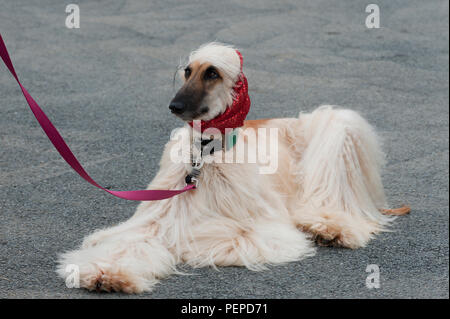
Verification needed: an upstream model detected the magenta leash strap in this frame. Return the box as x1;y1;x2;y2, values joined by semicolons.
0;34;195;201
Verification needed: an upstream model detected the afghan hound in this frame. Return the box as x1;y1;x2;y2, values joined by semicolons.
57;42;409;293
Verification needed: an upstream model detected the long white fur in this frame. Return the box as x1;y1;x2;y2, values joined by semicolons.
57;43;393;293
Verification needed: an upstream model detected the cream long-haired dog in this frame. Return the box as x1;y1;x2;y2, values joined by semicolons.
57;43;409;293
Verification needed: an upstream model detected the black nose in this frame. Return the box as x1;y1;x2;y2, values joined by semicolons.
169;101;186;114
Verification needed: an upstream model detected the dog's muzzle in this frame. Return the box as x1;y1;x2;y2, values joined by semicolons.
169;101;186;114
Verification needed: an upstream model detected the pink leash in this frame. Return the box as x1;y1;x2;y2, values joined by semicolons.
0;34;195;201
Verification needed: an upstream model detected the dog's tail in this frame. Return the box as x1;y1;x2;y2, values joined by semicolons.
380;205;411;216
288;106;402;230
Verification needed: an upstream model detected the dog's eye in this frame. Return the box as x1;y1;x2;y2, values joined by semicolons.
204;67;219;80
184;67;191;79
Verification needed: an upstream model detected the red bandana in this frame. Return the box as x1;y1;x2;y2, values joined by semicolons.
188;50;250;134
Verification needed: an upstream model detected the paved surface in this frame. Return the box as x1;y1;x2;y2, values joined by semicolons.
0;0;448;298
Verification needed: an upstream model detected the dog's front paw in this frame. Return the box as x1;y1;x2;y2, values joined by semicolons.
88;265;157;293
56;248;157;294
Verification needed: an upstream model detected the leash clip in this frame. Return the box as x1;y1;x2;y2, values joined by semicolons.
186;137;205;188
185;173;199;188
189;177;199;188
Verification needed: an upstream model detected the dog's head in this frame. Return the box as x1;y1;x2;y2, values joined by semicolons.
169;43;241;122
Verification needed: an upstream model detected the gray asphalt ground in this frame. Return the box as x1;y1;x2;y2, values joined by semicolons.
0;0;448;299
